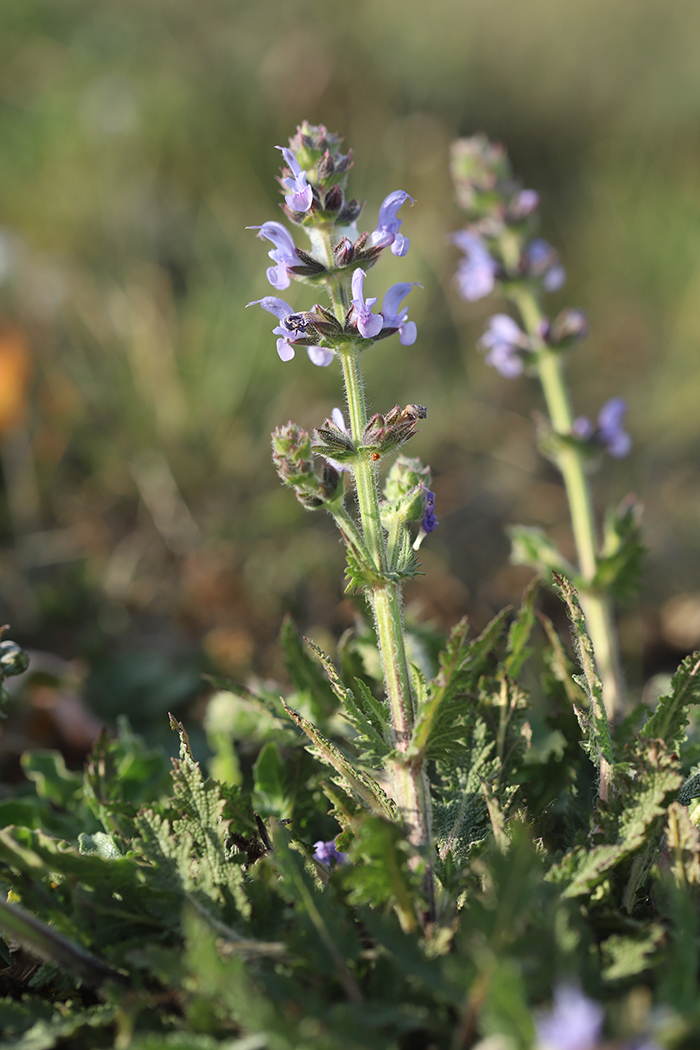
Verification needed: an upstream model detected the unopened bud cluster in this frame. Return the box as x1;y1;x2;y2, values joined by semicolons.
272;423;341;510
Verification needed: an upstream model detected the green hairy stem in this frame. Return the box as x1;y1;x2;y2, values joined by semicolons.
322;236;432;866
513;287;621;796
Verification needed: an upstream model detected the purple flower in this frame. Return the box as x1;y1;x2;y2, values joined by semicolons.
276;146;313;213
421;485;438;533
597;397;632;458
452;230;498;301
509;188;540;220
248;221;299;291
381;282;420;346
525;238;566;292
313;839;348;866
369;190;414;256
412;484;438;550
248;297;333;366
572;398;631;458
478;314;530;378
350;269;383;339
535;984;604;1050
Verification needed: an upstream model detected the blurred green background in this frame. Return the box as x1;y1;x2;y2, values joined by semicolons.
1;0;700;754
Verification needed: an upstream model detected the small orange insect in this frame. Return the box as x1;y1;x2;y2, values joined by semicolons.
371;452;380;461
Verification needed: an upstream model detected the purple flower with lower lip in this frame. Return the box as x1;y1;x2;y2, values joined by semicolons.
478;314;530;377
248;296;334;366
381;282;420;346
248;221;300;291
276;146;313;213
597;397;632;457
526;238;566;292
572;398;631;458
368;190;414;256
535;984;604;1050
313;839;348;866
453;230;498;301
412;483;438;550
351;269;383;338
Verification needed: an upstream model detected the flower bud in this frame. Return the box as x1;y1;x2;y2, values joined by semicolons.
383;454;432;509
450;135;511;218
362;404;427;455
545;309;588;349
313;417;356;463
271;423;316;486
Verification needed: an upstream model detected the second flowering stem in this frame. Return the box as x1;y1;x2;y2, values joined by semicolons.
513;287;621;793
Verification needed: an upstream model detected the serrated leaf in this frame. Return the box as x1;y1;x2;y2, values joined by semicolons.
549;740;682;898
503;575;539;679
280;699;396;819
279;616;337;722
271;827;362;1002
410;611;509;760
641;650;700;754
594;495;645;601
600;925;663;980
343;815;422;934
553;573;613;771
253;741;288;818
167;715;250;919
304;638;390;764
507;524;574;579
0;898;127;988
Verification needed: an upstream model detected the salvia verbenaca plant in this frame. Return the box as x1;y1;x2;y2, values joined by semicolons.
450;134;645;800
4;124;700;1050
251;122;437;881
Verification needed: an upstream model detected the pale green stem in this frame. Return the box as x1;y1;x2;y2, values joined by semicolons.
318;238;432;864
512;288;621;795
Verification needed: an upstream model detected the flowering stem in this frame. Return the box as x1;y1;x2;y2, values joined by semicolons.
512;287;621;795
334;332;432;877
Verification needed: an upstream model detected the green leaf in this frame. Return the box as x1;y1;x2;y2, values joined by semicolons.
304;638;390;764
343;815;422;934
549;741;682;899
600;925;664;980
641;650;700;754
20;751;82;809
0;898;127;988
271;827;362;1002
552;573;613;770
279;615;337;723
503;575;539;679
410;610;508;760
78;832;123;859
168;715;251;920
508;524;574;579
253;741;288;818
280;698;396;818
593;495;645;601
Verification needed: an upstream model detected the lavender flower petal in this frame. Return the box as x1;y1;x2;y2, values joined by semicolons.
478;314;529;378
535;984;604;1050
597;397;631;458
307;345;334;367
369;190;414;256
249;221;299;290
351;269;383;339
276;146;313;213
453;230;498;301
381;282;420;345
313;839;348;866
